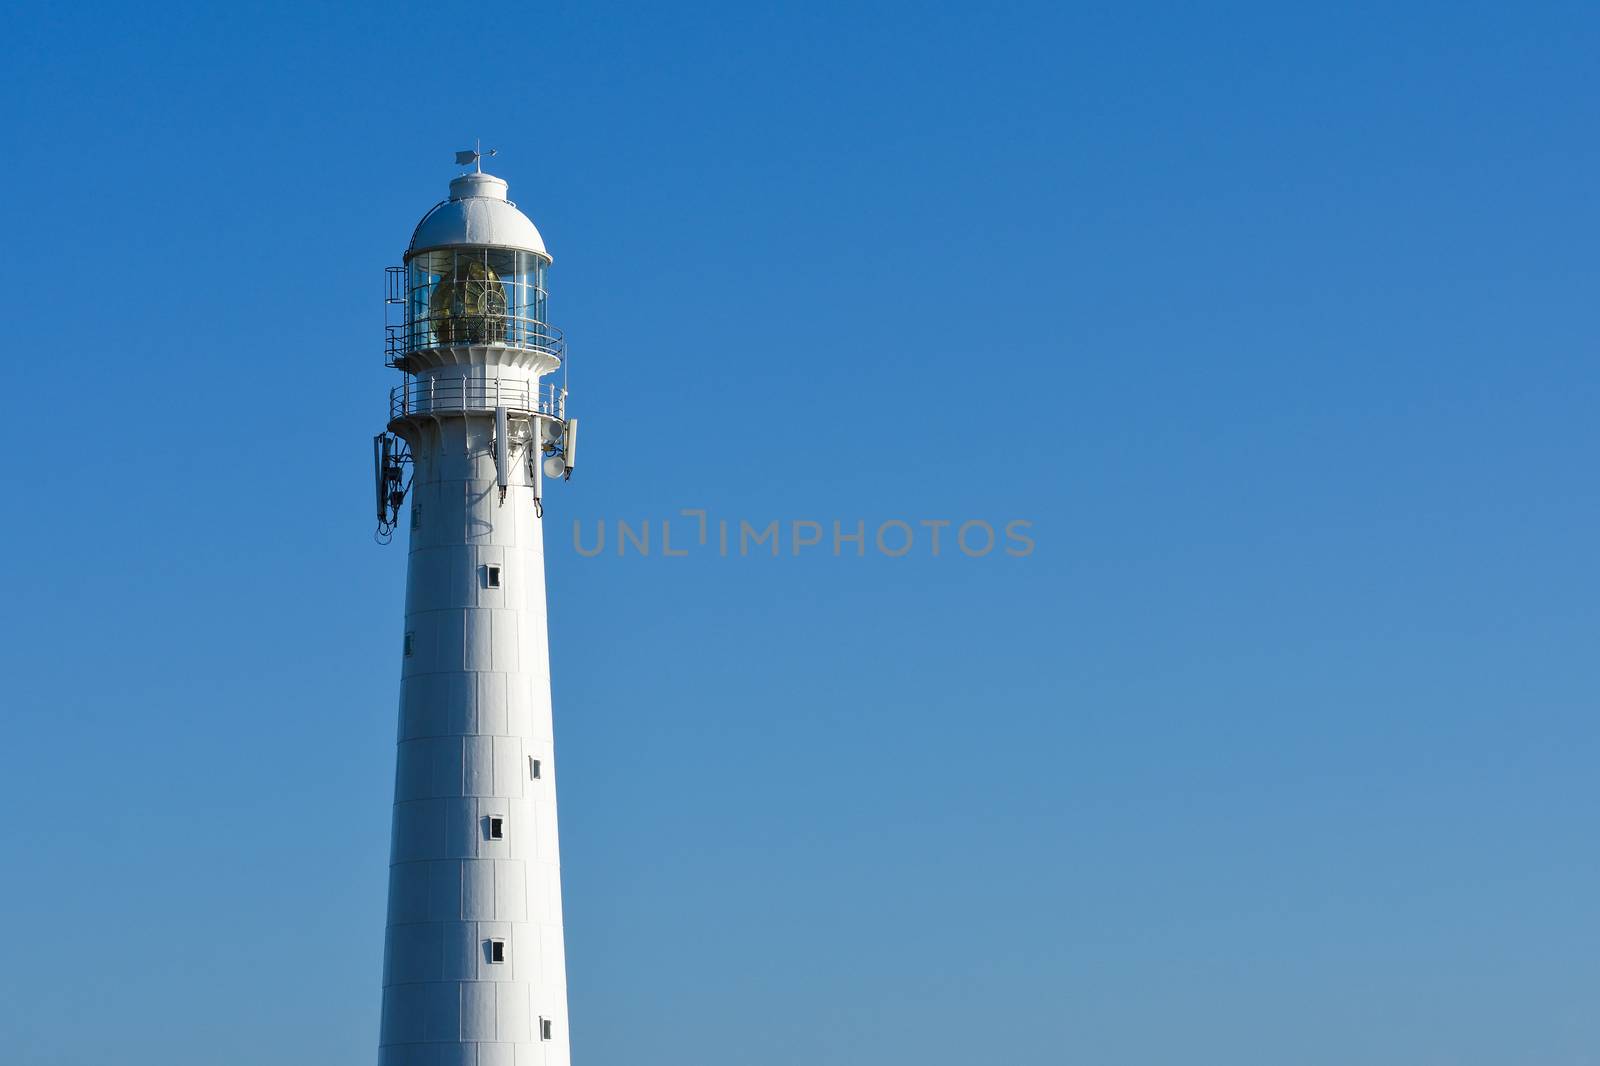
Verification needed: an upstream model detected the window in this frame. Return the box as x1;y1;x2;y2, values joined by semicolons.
529;757;542;780
484;564;502;589
540;1018;553;1041
488;939;506;964
411;504;422;531
403;632;415;657
487;816;505;840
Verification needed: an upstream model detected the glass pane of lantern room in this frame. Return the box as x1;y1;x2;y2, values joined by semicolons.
409;253;447;345
487;249;518;329
508;251;532;324
530;254;548;325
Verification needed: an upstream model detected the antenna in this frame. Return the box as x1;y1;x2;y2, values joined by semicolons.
373;434;389;524
538;417;578;481
494;406;510;504
372;432;413;542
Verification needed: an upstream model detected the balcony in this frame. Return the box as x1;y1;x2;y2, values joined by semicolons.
386;313;564;369
389;376;566;422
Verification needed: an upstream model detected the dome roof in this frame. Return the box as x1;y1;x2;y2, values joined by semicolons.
408;172;549;259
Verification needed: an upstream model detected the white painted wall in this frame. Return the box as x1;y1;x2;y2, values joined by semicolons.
379;358;571;1066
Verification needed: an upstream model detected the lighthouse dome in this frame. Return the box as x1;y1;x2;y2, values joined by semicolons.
408;172;549;260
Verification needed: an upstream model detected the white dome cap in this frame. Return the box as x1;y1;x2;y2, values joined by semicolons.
408;172;549;259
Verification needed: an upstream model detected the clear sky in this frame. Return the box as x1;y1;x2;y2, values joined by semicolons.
2;2;1598;1063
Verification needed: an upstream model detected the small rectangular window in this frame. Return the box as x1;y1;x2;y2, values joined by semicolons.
410;504;422;530
529;757;542;780
403;632;415;657
488;939;506;963
487;816;505;840
484;564;502;589
540;1018;553;1041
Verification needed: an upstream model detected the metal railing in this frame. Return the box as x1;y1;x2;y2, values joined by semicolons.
389;376;566;421
386;313;564;365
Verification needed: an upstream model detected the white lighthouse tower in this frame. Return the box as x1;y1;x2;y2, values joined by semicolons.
373;156;578;1066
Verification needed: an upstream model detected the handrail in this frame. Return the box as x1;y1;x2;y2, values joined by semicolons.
386;313;563;365
390;376;565;421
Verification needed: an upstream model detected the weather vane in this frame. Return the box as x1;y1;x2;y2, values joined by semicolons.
454;139;497;172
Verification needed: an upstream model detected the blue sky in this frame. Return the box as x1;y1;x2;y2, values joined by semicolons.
3;2;1599;1063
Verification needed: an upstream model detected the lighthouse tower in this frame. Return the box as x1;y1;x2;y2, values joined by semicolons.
373;160;578;1066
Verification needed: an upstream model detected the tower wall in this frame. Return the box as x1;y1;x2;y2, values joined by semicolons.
379;407;571;1066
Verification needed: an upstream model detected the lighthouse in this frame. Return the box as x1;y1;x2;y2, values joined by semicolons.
372;156;578;1066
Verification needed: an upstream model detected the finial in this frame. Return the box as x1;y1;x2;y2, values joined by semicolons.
454;140;498;172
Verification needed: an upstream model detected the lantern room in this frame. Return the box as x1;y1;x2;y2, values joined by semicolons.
387;171;562;374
